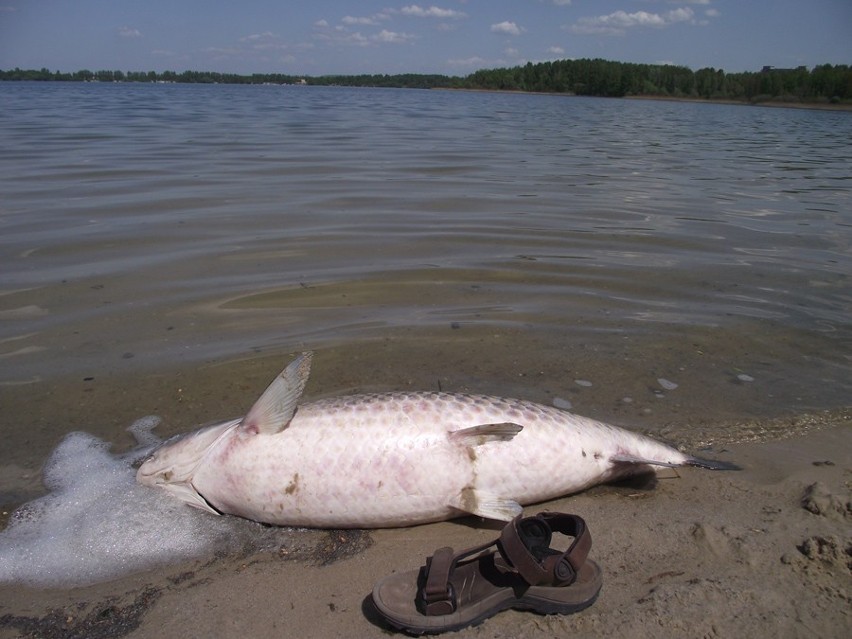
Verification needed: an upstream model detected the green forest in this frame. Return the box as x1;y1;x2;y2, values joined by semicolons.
2;58;850;104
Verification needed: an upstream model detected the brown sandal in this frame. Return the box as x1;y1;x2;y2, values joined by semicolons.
371;512;602;634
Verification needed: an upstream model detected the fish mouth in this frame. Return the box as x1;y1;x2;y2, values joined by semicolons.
135;461;161;483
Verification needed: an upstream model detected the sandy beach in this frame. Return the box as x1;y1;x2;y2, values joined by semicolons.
1;410;848;639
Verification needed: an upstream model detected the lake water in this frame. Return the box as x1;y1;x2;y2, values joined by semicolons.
0;82;850;467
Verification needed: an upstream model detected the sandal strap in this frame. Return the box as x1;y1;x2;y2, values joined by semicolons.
419;539;495;615
499;512;591;586
421;547;456;615
540;512;592;583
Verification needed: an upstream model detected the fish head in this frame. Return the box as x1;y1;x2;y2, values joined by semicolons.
136;419;239;513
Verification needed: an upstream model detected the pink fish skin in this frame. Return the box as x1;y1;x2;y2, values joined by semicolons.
136;352;737;528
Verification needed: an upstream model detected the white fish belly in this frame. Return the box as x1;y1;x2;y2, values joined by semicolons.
190;393;685;527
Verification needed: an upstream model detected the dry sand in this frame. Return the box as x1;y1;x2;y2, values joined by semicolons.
1;421;848;639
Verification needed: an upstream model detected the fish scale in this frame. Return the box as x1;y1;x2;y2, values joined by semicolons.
137;352;738;528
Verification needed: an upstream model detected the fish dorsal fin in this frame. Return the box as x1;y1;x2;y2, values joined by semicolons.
449;422;523;445
240;352;313;435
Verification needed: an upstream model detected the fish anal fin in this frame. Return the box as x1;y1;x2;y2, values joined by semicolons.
611;453;679;468
449;487;522;522
611;452;740;470
240;352;313;436
686;456;741;471
449;422;523;446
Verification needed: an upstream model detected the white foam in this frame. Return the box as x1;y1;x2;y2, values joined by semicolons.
0;417;285;588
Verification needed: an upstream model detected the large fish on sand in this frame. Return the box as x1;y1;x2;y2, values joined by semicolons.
137;352;737;527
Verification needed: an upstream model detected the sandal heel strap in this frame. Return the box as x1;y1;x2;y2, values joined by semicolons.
499;513;592;586
539;512;592;579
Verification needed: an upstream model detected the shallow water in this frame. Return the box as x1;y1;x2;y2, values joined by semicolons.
0;83;850;446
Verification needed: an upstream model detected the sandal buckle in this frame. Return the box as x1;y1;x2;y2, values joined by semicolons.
420;582;456;616
553;556;576;584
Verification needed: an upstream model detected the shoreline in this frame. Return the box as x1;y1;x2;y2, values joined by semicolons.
436;86;852;112
0;421;849;638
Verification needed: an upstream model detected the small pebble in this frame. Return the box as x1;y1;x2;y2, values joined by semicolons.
657;378;678;390
736;373;754;383
621;396;633;404
574;379;592;387
553;397;573;410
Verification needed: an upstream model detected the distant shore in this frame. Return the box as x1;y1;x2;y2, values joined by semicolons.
436;86;852;112
625;93;852;112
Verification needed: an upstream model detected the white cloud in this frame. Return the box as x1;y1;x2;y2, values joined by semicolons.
342;16;378;26
569;8;696;36
400;5;466;19
491;21;523;36
338;32;370;47
547;45;565;55
552;0;572;5
238;32;293;52
666;8;696;23
341;12;391;26
205;46;240;57
447;56;488;68
314;19;329;28
118;26;141;38
241;32;274;42
372;29;415;44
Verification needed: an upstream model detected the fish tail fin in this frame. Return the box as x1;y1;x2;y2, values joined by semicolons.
684;456;741;471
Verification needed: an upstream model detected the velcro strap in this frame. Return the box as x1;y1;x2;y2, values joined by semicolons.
420;547;456;615
498;515;551;585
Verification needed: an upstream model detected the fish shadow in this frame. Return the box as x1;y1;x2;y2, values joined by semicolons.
609;468;659;490
591;468;660;495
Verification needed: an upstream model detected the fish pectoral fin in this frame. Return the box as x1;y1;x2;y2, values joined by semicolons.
449;488;523;522
611;453;679;468
240;352;313;435
163;482;222;515
448;422;523;445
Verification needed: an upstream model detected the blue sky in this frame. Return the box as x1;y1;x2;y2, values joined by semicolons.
1;1;850;76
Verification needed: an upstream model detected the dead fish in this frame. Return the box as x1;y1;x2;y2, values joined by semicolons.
137;352;737;528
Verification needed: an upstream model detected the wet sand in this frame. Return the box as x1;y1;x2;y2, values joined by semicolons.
0;342;849;638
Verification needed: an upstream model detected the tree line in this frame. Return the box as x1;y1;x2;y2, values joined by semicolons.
2;59;849;103
464;59;850;102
